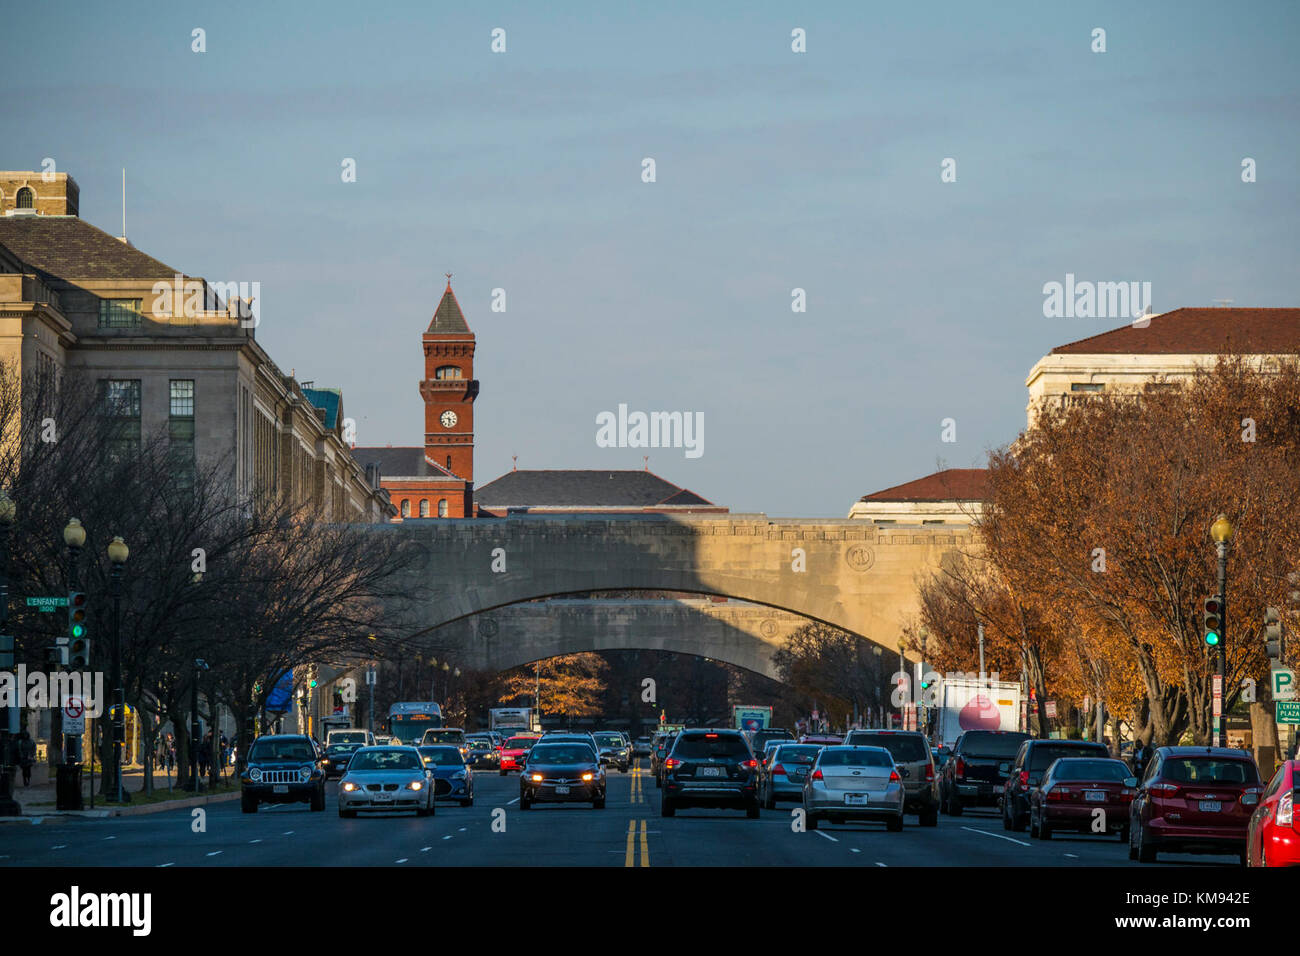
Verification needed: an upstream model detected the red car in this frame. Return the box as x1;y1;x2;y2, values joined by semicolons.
1247;759;1299;867
1128;746;1263;864
1029;756;1137;840
497;734;539;776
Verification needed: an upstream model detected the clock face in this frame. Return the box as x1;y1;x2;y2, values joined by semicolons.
440;410;458;428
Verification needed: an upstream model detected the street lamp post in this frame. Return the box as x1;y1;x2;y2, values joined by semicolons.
107;536;129;803
0;491;19;817
62;518;86;766
1210;514;1233;748
190;658;209;792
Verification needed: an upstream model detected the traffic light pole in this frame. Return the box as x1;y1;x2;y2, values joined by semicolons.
1215;541;1228;749
110;560;126;803
0;516;19;817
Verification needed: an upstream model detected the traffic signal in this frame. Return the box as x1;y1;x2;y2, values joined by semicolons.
68;591;90;667
308;678;318;689
1265;606;1284;661
1202;596;1223;647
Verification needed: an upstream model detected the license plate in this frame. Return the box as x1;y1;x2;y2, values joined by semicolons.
844;793;869;805
374;791;393;802
1199;800;1220;812
272;785;288;794
1085;790;1106;802
555;786;570;795
698;767;723;777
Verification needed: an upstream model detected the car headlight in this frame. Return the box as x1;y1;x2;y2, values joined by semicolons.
249;768;262;782
530;773;543;782
299;766;312;782
408;780;423;791
341;780;360;792
582;772;594;781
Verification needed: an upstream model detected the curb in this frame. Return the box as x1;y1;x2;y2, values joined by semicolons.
0;789;241;822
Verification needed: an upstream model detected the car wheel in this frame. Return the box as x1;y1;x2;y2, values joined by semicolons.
746;803;760;819
1010;803;1026;832
805;809;818;830
1238;848;1248;868
948;793;963;816
1029;809;1040;838
593;795;606;809
241;793;258;814
338;808;356;818
519;796;531;810
918;806;938;827
1136;822;1156;863
415;806;431;818
763;790;776;811
1003;801;1013;830
660;797;675;817
1128;819;1139;860
460;798;473;808
499;769;507;777
887;812;904;832
310;787;325;812
654;775;662;789
1038;817;1052;840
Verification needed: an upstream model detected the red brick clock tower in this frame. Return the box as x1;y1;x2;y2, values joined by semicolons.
419;276;478;481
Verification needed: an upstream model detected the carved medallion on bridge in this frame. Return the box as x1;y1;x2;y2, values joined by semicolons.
477;616;499;637
844;544;876;572
760;619;779;638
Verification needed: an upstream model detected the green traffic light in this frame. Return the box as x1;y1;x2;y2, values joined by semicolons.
1205;632;1220;646
71;624;84;637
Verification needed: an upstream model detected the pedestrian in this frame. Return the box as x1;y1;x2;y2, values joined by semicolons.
16;730;36;786
165;733;175;773
1131;740;1151;778
198;731;211;777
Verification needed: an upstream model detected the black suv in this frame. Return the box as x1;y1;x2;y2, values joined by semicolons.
241;734;326;813
1002;738;1109;831
748;727;795;757
660;729;760;819
939;730;1031;815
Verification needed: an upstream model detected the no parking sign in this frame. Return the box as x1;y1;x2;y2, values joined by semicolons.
63;696;86;734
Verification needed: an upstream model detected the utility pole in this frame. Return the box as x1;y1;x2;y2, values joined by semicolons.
977;622;986;684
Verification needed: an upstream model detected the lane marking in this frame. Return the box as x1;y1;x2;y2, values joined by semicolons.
507;797;519;805
625;820;635;867
875;861;887;867
442;834;452;840
51;845;66;850
960;826;1031;847
420;846;432;852
206;851;222;857
850;848;861;854
640;819;649;867
395;858;408;863
458;827;466;832
103;836;116;841
249;839;262;844
813;830;839;843
1064;853;1079;858
282;830;294;835
157;862;174;867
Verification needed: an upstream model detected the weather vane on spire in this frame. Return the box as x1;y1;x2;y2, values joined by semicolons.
445;272;453;289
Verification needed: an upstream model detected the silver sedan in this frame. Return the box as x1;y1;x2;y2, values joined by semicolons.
802;745;906;831
337;746;435;818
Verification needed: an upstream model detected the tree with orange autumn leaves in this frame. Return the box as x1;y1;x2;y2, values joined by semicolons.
918;356;1300;746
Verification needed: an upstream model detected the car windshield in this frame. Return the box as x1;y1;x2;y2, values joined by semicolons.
504;738;536;749
1163;758;1258;785
1051;759;1131;782
595;734;623;746
773;745;821;763
467;740;491;750
418;747;464;766
249;739;313;762
673;734;750;759
348;750;422;771
529;745;594;764
1029;744;1107;771
962;732;1029;759
845;733;928;762
818;748;892;768
327;743;358;753
423;731;464;743
329;732;367;745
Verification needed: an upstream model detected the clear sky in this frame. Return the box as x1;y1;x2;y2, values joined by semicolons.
3;1;1297;516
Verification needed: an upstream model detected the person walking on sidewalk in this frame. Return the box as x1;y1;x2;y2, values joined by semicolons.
17;730;35;786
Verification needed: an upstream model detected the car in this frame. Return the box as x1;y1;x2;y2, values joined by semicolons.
802;745;905;831
1027;756;1137;840
660;729;760;819
1247;759;1299;867
748;727;796;757
759;743;822;809
759;739;786;770
420;727;470;758
464;737;500;769
417;744;475;806
593;731;632;772
325;728;375;748
520;741;606;809
843;729;940;826
1002;738;1109;831
499;734;540;775
1128;746;1263;864
373;735;398;746
338;746;435;818
798;733;844;747
939;729;1031;815
241;734;327;814
322;742;364;779
633;736;653;758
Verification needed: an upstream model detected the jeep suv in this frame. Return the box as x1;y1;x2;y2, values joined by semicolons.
241;734;326;813
661;729;760;819
843;729;939;826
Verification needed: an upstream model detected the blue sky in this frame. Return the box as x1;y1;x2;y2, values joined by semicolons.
3;1;1297;516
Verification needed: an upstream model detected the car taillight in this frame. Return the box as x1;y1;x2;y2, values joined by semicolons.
1018;770;1029;789
771;763;786;776
742;759;758;770
1046;787;1069;802
811;769;824;781
1149;783;1179;794
1278;790;1294;827
665;758;682;770
955;757;966;779
925;764;934;782
889;769;900;783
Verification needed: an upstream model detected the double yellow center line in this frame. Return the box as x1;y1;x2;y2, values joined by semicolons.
625;819;649;866
630;761;645;804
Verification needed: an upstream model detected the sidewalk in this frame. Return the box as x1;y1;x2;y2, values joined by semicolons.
2;762;241;820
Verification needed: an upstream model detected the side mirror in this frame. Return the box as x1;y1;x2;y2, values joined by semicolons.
1124;776;1138;788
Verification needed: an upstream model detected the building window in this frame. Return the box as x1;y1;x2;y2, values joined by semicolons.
400;499;410;518
99;379;141;457
419;499;429;517
169;380;196;487
434;365;462;380
98;298;143;330
16;187;34;209
922;519;945;524
438;499;448;517
1070;382;1104;392
445;455;452;471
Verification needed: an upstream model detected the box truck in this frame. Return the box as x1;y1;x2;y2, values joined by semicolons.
933;676;1021;747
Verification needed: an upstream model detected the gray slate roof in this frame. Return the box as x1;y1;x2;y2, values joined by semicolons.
427;285;470;333
351;447;462;480
475;469;714;508
0;216;178;279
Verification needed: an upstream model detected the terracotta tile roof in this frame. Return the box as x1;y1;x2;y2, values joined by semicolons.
0;215;178;279
475;469;717;509
859;468;989;503
427;282;470;334
1050;308;1300;355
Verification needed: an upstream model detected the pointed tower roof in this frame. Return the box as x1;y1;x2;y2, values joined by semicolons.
427;275;470;334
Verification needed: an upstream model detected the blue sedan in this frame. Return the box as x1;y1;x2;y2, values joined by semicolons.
417;745;474;807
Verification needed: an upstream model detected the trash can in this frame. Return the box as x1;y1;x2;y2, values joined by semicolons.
56;764;83;811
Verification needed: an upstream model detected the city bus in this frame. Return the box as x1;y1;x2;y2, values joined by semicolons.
387;702;443;745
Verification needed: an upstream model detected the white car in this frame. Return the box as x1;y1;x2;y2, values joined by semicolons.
802;745;906;831
338;746;435;818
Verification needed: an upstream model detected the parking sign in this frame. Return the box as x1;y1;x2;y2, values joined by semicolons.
1271;668;1296;702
